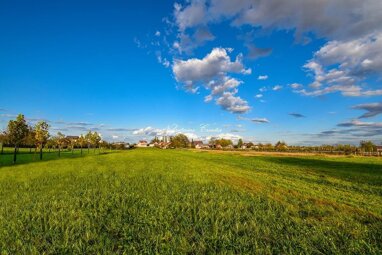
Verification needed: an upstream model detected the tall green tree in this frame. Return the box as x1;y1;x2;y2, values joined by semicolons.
237;138;243;148
34;121;50;160
215;138;233;148
360;140;376;153
171;134;190;148
6;114;29;163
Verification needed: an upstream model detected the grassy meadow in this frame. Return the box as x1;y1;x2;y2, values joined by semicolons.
0;148;381;254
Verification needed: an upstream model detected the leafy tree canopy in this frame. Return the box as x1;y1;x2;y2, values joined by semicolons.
6;114;29;146
34;121;50;148
171;134;190;148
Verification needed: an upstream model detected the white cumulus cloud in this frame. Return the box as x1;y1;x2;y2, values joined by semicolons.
173;47;251;113
298;33;382;97
173;0;382;98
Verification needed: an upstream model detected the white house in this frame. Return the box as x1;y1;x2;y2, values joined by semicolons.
194;141;204;149
377;146;382;156
136;140;148;148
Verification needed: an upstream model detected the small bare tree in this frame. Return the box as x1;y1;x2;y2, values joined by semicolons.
34;121;50;160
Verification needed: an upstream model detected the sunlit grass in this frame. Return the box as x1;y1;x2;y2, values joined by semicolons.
0;149;381;254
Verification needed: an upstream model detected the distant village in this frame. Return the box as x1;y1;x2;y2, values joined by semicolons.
135;136;251;150
1;114;382;159
127;135;382;156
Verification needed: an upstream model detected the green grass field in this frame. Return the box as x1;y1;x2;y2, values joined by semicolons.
0;149;381;254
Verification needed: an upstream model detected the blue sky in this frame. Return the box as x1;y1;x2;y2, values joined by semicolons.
1;0;382;145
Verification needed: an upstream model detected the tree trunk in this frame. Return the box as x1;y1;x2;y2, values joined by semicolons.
58;146;61;157
13;145;17;164
33;147;36;161
40;147;43;160
88;144;90;154
29;147;32;153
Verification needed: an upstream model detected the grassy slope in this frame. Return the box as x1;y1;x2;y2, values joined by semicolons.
0;149;381;254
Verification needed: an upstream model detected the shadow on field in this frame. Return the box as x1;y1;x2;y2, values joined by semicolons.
0;150;117;168
262;156;382;185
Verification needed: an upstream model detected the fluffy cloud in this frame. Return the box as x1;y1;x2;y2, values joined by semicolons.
352;102;382;118
272;85;282;91
183;132;199;140
174;1;207;32
173;48;249;83
210;77;241;96
215;92;250;114
299;33;382;97
176;0;382;41
207;133;242;142
133;126;176;136
173;48;251;113
132;126;199;140
173;0;382;98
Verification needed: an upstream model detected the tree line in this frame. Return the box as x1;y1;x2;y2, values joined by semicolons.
151;134;381;156
1;115;380;162
0;114;105;163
